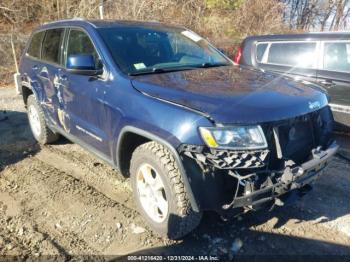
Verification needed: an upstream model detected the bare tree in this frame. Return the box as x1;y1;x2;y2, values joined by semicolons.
329;0;349;30
282;0;350;31
5;0;350;86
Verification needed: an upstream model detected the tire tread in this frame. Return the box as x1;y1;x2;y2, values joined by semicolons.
131;141;202;239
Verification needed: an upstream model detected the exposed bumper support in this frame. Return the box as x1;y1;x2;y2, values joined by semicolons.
179;144;269;169
223;141;339;210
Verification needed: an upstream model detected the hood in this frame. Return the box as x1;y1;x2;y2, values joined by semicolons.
131;66;328;124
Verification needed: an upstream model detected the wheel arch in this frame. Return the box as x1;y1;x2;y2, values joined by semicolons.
22;85;33;106
21;82;42;107
116;126;199;212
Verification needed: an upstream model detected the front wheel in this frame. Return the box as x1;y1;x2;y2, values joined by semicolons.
130;141;202;239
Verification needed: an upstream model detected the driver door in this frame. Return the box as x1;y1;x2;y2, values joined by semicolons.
57;28;110;156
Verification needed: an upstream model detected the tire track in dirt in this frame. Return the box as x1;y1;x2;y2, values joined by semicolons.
0;163;100;256
35;147;135;212
0;154;169;256
2;88;350;257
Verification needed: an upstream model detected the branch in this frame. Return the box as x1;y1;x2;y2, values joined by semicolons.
0;6;20;12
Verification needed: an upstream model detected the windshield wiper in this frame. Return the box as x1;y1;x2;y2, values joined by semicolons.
198;62;230;68
129;66;196;76
129;63;230;76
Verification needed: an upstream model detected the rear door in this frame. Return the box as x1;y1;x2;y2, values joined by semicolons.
21;30;46;96
317;41;350;128
36;28;65;126
254;41;319;83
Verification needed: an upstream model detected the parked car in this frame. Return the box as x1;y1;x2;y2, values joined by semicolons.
19;19;338;239
234;32;350;131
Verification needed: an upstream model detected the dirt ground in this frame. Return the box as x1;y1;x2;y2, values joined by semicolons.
1;87;350;260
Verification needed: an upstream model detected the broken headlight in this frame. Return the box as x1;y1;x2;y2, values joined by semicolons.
199;125;267;150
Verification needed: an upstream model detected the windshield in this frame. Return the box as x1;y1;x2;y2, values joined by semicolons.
98;26;231;75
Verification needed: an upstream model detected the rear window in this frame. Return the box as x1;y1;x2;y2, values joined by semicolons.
323;42;350;73
41;28;65;64
256;43;268;62
266;42;317;68
27;31;45;59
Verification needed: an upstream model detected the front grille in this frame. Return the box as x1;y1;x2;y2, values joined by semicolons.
266;106;333;166
278;117;315;163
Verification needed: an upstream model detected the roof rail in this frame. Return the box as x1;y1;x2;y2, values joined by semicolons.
310;31;350;34
43;17;85;25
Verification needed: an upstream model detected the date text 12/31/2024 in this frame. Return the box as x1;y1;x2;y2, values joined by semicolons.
127;255;220;261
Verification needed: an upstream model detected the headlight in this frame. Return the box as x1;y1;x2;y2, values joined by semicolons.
199;125;267;150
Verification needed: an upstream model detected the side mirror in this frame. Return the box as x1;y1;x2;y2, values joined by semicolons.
66;54;103;76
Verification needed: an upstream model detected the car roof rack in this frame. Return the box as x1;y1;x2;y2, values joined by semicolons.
43;17;85;25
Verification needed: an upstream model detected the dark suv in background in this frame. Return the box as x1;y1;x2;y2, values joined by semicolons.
19;20;338;239
235;33;350;131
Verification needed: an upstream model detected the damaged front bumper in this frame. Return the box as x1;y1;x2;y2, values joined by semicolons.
179;140;339;213
223;141;339;210
179;107;336;213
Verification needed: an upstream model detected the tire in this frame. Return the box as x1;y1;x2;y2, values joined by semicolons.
27;95;59;144
130;141;202;239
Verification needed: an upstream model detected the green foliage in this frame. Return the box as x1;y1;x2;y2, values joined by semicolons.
206;0;244;10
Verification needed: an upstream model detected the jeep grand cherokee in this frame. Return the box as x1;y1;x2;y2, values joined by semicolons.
19;19;338;239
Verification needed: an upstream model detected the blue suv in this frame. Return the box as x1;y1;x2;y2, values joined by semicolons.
19;19;338;239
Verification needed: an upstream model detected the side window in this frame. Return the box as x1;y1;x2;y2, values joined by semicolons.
323;42;350;73
256;43;268;63
266;42;317;68
27;31;45;59
41;28;64;64
66;29;100;68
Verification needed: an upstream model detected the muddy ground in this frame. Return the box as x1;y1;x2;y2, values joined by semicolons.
1;87;350;260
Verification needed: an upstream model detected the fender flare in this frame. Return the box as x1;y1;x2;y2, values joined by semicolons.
116;126;200;212
22;80;42;103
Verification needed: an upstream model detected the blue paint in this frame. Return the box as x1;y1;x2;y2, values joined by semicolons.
19;20;330;168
